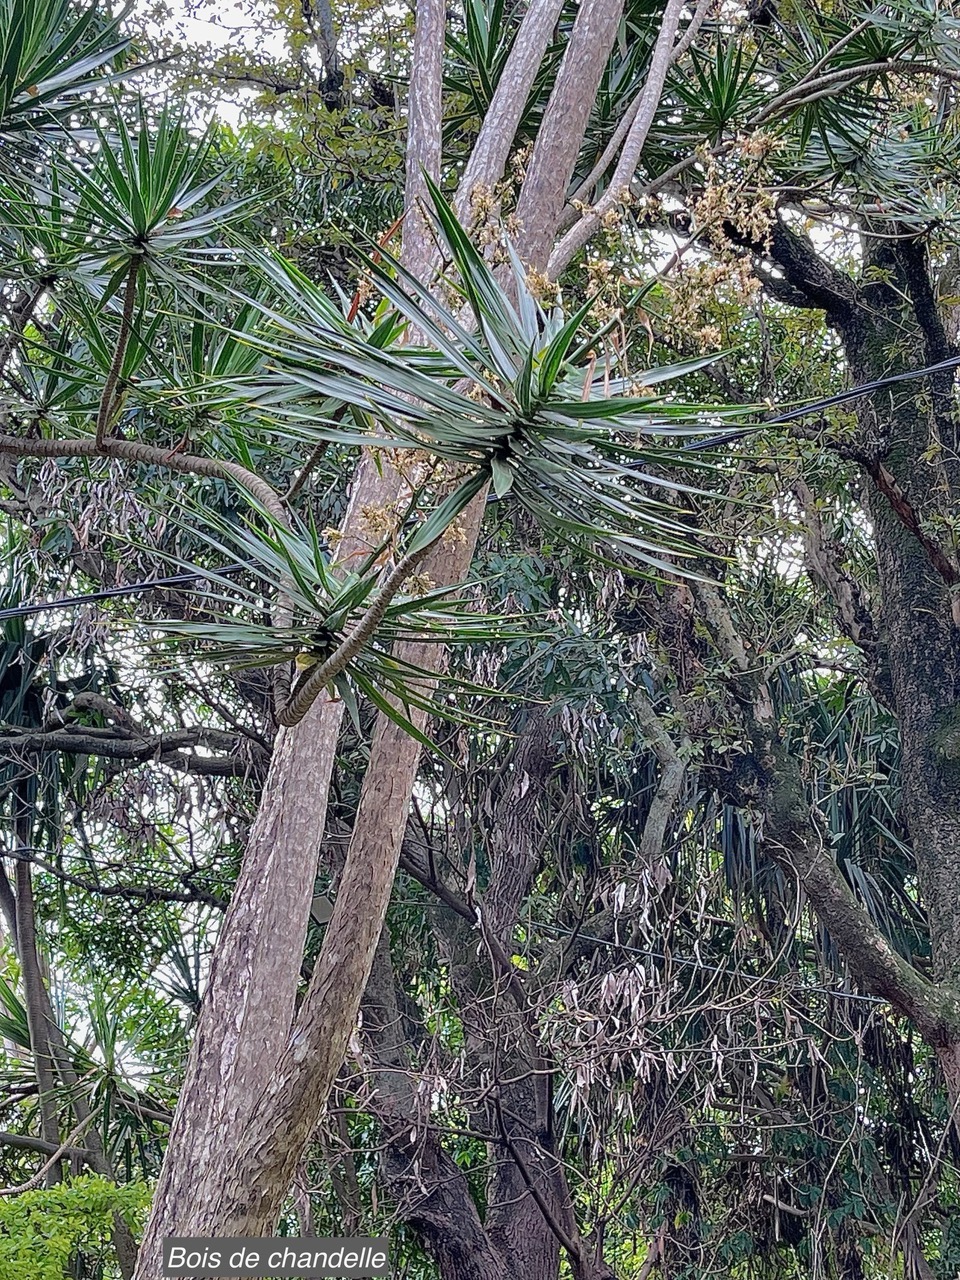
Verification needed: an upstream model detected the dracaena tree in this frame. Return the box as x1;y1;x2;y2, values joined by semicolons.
134;0;960;1274
0;0;743;1274
4;0;960;1277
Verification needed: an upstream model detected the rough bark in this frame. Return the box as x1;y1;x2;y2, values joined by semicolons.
361;714;622;1279
135;0;689;1268
135;436;399;1274
134;696;346;1266
514;0;626;271
841;242;960;996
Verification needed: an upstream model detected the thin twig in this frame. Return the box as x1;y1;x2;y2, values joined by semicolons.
0;1116;95;1196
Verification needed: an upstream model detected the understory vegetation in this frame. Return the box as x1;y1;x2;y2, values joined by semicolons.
2;0;960;1276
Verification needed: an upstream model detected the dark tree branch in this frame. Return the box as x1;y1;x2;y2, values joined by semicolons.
0;430;288;526
729;215;861;322
0;1130;93;1161
3;848;226;910
492;1094;580;1260
895;234;958;365
0;724;267;779
861;459;960;591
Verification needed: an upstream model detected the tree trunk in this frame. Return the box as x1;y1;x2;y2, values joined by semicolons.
136;453;399;1271
842;247;960;995
362;933;508;1280
14;857;61;1186
135;698;345;1261
135;0;683;1266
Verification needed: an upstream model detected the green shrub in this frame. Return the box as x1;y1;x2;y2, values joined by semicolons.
0;1175;150;1280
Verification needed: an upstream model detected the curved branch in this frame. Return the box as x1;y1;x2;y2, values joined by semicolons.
0;1130;94;1161
0;725;266;779
0;432;288;527
2;847;226;909
0;1118;96;1197
737;217;860;321
277;541;435;727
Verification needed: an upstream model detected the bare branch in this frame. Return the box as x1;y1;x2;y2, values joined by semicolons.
515;0;626;271
0;1117;95;1197
0;724;265;779
3;848;226;910
631;688;689;865
0;431;288;527
455;0;566;214
0;1131;93;1161
551;0;692;273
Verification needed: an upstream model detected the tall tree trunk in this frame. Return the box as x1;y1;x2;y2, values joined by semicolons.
846;243;960;1113
135;0;682;1267
13;854;61;1186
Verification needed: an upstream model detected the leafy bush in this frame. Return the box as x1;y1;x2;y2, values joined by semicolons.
0;1176;150;1280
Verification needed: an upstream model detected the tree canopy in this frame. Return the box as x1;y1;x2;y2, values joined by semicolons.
2;0;960;1277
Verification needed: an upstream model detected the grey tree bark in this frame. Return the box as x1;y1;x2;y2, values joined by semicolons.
133;2;701;1274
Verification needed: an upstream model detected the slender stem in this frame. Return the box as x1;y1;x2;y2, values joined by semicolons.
0;1117;95;1197
277;540;436;727
96;256;142;447
492;1094;582;1264
284;441;329;501
13;833;61;1187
